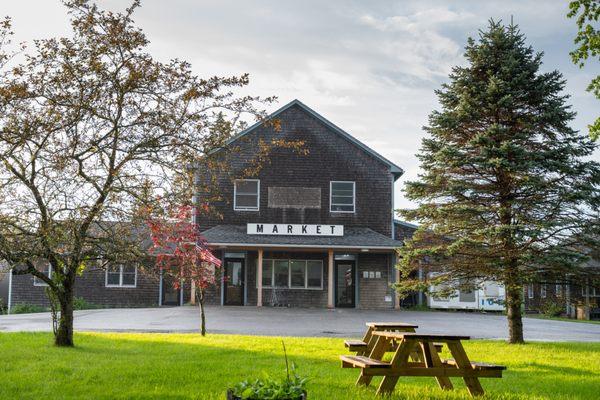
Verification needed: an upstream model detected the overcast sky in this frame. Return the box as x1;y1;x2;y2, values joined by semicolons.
3;0;599;212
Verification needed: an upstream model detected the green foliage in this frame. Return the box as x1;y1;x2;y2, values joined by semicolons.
539;300;566;317
73;297;101;311
397;20;600;343
568;0;600;140
10;303;48;314
230;341;307;400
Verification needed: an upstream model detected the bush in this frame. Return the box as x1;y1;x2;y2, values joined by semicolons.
73;297;100;310
540;300;565;317
10;303;48;314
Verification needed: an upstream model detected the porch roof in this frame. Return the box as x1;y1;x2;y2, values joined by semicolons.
200;225;403;251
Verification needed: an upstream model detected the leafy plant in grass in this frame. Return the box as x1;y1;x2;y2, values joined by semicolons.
73;297;101;311
539;300;565;317
228;341;308;400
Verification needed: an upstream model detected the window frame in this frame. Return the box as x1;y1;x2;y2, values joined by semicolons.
105;264;138;288
33;262;52;287
527;284;534;299
233;179;260;211
330;181;355;213
257;259;323;290
540;284;547;298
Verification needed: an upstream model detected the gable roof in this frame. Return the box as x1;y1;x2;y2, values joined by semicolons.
215;99;404;177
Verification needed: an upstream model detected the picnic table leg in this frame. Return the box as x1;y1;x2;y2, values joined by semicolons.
356;335;388;387
420;342;454;391
447;341;485;397
359;327;375;356
376;339;417;395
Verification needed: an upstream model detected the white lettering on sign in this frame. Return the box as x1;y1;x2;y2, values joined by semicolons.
247;223;344;236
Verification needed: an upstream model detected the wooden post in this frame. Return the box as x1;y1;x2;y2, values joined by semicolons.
190;280;196;305
257;249;263;307
328;249;334;308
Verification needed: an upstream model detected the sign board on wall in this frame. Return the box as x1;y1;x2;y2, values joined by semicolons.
247;223;344;236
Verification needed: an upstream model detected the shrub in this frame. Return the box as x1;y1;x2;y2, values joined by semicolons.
539;300;565;317
73;297;100;310
10;303;48;314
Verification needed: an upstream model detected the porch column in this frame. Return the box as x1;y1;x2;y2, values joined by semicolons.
190;280;196;305
328;249;334;308
257;249;263;307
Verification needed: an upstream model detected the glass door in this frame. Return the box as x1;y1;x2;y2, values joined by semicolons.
224;258;244;306
161;273;181;306
335;261;355;307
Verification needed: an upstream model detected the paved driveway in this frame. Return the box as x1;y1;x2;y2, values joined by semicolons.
1;306;599;341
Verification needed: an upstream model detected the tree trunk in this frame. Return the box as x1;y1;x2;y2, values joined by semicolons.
505;284;524;344
54;286;74;347
196;288;206;336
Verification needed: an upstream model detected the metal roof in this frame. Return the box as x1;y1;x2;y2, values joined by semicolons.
212;99;404;178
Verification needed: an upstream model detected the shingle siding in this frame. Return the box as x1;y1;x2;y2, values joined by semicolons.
199;104;394;237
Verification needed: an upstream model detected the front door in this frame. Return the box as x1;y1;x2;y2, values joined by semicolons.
224;258;245;306
161;273;181;306
335;261;355;307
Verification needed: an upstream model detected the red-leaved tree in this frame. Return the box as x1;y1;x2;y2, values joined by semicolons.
147;205;221;336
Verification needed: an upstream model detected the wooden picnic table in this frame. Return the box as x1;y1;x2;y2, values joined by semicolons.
341;331;505;397
344;322;418;356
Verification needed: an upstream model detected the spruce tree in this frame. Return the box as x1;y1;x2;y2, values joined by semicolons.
397;21;600;344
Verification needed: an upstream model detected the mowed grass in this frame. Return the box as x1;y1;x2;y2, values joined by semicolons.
0;332;599;400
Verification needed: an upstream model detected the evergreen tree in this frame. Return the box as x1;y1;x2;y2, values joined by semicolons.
397;21;600;344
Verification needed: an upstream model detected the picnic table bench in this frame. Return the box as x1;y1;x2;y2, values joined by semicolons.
341;331;506;397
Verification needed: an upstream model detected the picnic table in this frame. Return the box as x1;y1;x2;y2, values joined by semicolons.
344;322;418;356
341;331;505;397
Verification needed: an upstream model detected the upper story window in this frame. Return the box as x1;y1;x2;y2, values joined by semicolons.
234;179;260;211
33;261;51;286
330;181;355;213
106;264;137;288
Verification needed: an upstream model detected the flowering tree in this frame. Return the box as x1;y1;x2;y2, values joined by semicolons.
147;205;221;336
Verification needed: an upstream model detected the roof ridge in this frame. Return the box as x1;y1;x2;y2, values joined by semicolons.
214;99;404;177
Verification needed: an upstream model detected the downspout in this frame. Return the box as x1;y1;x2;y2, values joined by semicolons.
7;269;12;314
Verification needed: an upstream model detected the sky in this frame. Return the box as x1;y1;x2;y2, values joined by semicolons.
3;0;599;213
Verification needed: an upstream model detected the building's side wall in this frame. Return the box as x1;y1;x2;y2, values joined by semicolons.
199;104;394;237
10;266;160;308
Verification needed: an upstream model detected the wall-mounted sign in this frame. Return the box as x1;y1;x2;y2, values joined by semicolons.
247;223;344;236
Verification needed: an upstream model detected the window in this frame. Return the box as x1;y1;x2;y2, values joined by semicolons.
106;264;137;287
581;286;599;297
555;284;562;297
258;259;323;289
33;261;51;286
262;259;273;287
330;181;355;213
527;284;534;299
540;284;547;298
234;179;260;211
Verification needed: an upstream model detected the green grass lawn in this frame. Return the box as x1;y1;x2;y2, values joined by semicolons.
1;332;599;399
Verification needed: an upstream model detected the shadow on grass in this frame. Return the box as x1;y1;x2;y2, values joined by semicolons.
0;332;598;400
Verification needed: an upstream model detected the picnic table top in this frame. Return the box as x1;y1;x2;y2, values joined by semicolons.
365;322;418;328
372;331;471;341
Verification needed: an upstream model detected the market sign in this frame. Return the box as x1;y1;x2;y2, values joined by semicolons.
247;223;344;236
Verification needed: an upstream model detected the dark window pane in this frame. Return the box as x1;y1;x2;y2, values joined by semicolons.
274;260;289;287
332;195;353;205
122;272;136;286
290;261;305;288
262;260;273;287
235;194;258;208
107;272;120;286
307;261;322;288
331;182;353;192
331;204;354;212
236;180;258;194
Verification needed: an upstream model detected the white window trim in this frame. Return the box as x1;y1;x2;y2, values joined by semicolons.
105;264;138;288
330;181;355;213
234;179;260;211
33;264;52;287
258;259;323;290
540;284;547;298
527;284;534;299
